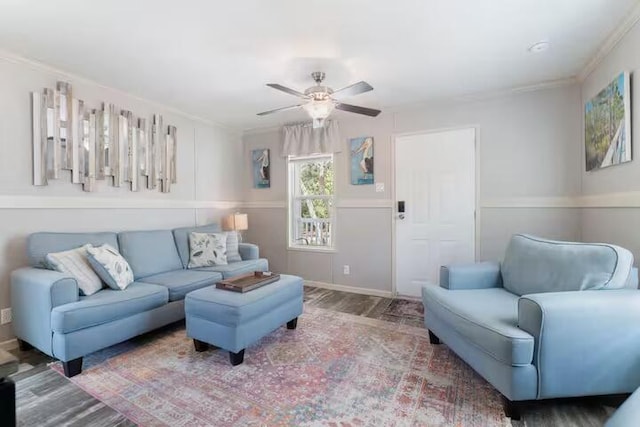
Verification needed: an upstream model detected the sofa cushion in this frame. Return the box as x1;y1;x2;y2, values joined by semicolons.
502;234;634;296
138;269;222;301
422;285;534;366
28;232;119;268
51;282;168;334
196;259;269;279
118;230;184;280
172;224;221;268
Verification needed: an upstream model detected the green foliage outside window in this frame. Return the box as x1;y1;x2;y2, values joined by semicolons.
299;159;334;219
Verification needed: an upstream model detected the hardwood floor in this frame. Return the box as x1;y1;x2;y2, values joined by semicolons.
7;286;619;426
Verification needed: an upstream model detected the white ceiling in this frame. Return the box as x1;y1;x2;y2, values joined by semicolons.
0;0;637;130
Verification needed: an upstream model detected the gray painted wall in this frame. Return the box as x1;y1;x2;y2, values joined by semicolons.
579;20;640;264
243;84;583;294
0;56;244;342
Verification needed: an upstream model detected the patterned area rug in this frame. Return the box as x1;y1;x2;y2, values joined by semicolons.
51;306;508;426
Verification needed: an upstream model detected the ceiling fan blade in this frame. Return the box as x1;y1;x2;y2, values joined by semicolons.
257;104;304;116
266;83;309;99
331;81;373;99
335;103;381;117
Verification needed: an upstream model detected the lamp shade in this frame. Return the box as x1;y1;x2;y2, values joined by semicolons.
222;213;248;231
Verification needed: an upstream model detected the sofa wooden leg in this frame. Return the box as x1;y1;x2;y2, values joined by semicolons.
17;339;33;352
502;397;523;420
193;339;209;352
62;357;83;378
287;317;298;330
229;350;245;366
428;330;441;345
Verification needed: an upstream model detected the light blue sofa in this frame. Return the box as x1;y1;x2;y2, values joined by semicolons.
606;387;640;427
11;223;268;377
422;234;640;419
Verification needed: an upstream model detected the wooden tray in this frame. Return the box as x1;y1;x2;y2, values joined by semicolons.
216;271;281;293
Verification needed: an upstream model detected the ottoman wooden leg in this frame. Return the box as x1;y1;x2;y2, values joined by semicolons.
229;350;245;366
0;378;15;427
287;317;298;330
193;339;209;352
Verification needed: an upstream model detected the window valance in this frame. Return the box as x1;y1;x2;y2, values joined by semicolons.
282;120;341;157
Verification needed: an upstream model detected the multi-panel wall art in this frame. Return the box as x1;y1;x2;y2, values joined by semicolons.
31;81;177;192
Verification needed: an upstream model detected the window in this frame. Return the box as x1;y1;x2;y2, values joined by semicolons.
288;154;335;249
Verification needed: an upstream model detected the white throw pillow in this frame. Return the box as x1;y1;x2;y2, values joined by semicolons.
188;232;228;268
225;231;242;263
86;244;134;290
46;245;103;296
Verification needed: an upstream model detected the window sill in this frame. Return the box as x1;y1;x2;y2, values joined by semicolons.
287;245;336;254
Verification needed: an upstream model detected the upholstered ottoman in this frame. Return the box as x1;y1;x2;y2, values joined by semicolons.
185;274;303;365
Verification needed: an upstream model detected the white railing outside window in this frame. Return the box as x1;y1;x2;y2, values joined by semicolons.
288;154;334;250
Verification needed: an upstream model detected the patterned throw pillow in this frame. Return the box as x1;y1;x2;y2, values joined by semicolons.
86;244;134;290
188;232;228;268
226;231;242;263
46;245;103;296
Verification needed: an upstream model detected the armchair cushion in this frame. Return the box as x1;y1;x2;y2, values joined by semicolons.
138;269;222;301
422;285;534;366
51;282;168;334
502;234;633;296
440;262;502;290
518;290;640;399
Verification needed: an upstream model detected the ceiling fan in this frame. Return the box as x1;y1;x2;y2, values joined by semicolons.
258;72;381;127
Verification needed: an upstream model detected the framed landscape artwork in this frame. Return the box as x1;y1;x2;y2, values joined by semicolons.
350;136;374;185
252;148;270;188
585;71;632;172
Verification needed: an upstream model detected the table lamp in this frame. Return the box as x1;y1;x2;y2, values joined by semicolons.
222;213;249;242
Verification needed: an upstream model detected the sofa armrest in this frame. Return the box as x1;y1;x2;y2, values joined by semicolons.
518;290;640;399
238;243;259;260
10;267;78;356
439;262;502;290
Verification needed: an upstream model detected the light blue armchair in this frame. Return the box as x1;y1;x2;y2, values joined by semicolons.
422;234;640;419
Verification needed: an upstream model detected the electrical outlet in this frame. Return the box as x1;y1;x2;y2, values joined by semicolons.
1;308;12;325
343;265;350;275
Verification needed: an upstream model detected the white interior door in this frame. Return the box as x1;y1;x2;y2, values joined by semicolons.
395;128;476;297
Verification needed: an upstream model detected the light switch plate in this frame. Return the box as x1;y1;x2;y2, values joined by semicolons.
375;182;384;192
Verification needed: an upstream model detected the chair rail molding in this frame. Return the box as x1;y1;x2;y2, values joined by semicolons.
0;195;242;210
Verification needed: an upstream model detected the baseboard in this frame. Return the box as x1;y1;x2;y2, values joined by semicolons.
0;338;17;351
305;280;394;298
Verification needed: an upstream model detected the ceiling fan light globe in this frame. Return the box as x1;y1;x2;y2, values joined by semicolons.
303;99;335;120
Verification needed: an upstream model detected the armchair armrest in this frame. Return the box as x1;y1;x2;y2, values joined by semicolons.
439;262;502;290
238;243;259;260
10;267;78;356
518;290;640;399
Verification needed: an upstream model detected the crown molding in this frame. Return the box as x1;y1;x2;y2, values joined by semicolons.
0;49;240;134
578;2;640;82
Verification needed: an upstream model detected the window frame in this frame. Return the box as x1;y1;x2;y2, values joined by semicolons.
287;153;336;252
